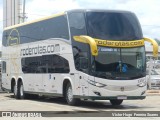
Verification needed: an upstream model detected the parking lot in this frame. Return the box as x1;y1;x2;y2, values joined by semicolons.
0;92;159;111
0;82;160;120
0;88;159;120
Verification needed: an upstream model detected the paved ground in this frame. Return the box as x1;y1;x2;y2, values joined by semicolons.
0;93;159;120
0;93;159;111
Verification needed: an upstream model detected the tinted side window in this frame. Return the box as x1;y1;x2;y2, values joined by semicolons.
68;12;90;73
21;56;41;73
2;61;6;73
21;55;69;73
3;15;69;46
2;31;7;46
68;12;86;37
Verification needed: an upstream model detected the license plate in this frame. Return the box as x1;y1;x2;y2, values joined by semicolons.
117;96;127;100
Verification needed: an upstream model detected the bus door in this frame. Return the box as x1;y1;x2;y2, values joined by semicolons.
1;59;10;90
42;54;65;94
26;74;43;92
43;73;62;94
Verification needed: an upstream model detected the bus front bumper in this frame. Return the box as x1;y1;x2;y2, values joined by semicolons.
74;95;146;100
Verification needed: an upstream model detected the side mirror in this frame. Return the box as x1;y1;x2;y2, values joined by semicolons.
79;57;89;70
144;37;158;58
73;36;98;56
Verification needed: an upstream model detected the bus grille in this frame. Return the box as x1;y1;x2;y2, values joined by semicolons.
104;85;139;91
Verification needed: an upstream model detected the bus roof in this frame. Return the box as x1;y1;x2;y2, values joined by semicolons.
4;9;134;31
67;9;133;14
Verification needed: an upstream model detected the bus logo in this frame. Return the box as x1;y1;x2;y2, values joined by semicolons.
7;29;20;46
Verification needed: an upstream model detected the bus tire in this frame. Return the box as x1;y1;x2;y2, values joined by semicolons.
13;84;18;98
65;83;80;105
17;82;25;99
110;99;123;105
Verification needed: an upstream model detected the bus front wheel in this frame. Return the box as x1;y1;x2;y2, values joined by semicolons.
110;99;123;105
65;83;80;105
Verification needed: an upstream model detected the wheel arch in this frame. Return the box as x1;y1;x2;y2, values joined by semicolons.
62;77;73;97
17;77;24;89
11;77;16;92
17;77;23;84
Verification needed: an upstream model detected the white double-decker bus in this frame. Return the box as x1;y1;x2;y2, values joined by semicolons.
1;9;158;105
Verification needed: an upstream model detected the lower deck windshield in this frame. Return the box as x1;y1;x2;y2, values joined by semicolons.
94;47;146;80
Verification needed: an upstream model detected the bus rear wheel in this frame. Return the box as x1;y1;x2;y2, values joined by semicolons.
17;82;25;99
13;84;18;98
65;83;80;105
110;99;123;105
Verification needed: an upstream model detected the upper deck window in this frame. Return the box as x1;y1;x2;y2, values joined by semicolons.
86;12;143;40
2;15;69;46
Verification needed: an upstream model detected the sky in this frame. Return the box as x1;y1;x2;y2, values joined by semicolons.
0;0;3;41
0;0;160;43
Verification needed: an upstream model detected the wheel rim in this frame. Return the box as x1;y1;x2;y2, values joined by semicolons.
20;84;24;97
67;86;73;102
14;85;17;96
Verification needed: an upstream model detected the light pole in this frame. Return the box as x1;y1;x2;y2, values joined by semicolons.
22;0;26;22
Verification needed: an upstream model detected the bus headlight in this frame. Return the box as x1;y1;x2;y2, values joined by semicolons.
95;83;107;87
137;79;146;87
87;80;107;87
138;82;146;87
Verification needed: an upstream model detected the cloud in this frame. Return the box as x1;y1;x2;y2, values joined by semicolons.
0;0;160;44
115;0;160;39
25;0;160;39
76;0;160;39
26;0;80;21
0;5;3;41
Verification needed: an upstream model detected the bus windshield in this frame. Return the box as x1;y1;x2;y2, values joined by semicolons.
94;47;146;80
86;11;143;40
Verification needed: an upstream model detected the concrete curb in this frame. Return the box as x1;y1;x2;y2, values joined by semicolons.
0;91;7;93
0;88;7;93
147;90;160;95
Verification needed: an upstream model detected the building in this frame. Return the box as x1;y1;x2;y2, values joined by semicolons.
3;0;21;28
